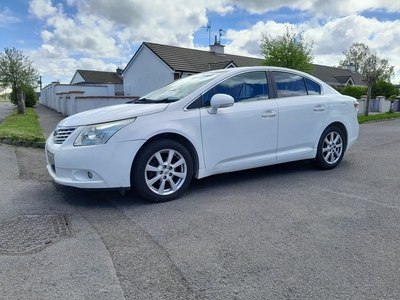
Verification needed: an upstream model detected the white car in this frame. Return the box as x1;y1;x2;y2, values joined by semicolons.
45;66;359;202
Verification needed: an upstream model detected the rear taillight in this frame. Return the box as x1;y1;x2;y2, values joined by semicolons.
354;101;359;113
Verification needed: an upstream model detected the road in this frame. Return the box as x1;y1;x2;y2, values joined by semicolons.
0;101;15;123
0;120;400;299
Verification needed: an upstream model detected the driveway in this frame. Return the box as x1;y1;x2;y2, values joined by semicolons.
0;120;400;299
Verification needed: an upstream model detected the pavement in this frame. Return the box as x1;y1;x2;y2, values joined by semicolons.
33;103;66;139
0;102;65;147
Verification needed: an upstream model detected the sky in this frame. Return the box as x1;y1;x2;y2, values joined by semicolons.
1;0;400;88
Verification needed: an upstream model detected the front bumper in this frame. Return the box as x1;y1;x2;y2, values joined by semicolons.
45;130;145;189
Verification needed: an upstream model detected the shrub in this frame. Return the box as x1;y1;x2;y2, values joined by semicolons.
337;85;367;99
10;86;37;107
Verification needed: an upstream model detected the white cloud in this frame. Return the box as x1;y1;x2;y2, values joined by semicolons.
231;0;400;16
224;21;288;57
29;46;119;85
0;7;21;27
28;0;57;19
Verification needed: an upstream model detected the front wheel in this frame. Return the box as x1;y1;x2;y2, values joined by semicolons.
132;139;193;202
312;126;346;170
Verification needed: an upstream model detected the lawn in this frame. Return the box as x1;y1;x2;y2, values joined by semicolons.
358;112;400;124
0;108;46;143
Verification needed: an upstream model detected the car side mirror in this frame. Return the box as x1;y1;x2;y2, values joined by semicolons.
208;94;234;114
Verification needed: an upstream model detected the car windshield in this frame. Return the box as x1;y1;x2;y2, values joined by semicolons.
133;69;228;103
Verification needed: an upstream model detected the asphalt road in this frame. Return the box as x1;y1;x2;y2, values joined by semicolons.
0;101;15;123
0;119;400;299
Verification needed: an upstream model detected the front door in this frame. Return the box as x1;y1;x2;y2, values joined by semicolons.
200;71;278;172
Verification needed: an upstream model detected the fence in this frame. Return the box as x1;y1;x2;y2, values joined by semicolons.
357;95;398;114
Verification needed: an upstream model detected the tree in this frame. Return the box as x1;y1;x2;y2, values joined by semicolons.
388;94;397;113
0;47;39;114
260;25;314;74
339;43;370;73
361;54;394;116
339;43;395;116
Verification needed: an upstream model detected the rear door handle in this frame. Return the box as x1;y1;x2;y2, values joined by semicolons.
313;105;325;112
261;110;277;118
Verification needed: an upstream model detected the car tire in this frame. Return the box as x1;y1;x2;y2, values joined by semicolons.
312;126;346;170
132;139;193;202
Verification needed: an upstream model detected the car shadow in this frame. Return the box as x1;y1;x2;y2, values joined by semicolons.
56;159;349;208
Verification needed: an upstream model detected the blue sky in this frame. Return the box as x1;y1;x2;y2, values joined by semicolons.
1;0;400;87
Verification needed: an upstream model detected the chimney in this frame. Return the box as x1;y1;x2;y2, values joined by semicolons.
209;35;225;55
116;67;122;76
346;63;356;72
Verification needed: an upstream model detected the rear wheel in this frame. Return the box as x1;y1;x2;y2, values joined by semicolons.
132;139;193;202
312;126;345;170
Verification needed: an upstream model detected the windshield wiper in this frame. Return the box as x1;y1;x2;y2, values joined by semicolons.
131;98;179;104
133;98;157;103
157;98;180;103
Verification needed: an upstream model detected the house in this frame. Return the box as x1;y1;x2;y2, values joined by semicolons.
312;64;365;87
0;86;12;101
122;41;264;96
122;41;366;96
70;69;124;95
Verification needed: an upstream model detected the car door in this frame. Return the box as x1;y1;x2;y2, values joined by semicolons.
200;71;278;172
271;71;329;159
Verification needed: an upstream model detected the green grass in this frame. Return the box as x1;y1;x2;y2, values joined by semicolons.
0;108;46;142
358;112;400;124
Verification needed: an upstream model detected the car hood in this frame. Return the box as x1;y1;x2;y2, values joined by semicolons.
58;103;169;127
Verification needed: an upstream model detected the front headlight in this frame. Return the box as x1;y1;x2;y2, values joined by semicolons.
74;118;135;146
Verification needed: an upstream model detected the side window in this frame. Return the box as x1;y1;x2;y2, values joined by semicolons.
202;71;269;106
305;78;321;95
272;72;307;98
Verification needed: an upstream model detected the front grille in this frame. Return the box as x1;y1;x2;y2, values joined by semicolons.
53;126;77;144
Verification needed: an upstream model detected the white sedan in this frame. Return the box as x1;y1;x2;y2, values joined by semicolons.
45;66;359;202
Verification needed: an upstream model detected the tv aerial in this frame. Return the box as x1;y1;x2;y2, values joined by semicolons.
201;21;212;45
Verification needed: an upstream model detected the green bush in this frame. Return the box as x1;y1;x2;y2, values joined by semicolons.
337;85;368;99
10;86;37;107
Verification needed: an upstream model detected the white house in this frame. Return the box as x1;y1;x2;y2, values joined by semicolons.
70;69;124;95
122;41;263;96
0;86;12;101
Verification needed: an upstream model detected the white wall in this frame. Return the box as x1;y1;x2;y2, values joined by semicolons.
358;96;391;114
75;97;130;114
51;91;138;116
123;46;175;97
40;82;114;111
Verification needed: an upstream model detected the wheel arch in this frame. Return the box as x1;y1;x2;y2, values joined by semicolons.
325;122;348;151
130;133;200;180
